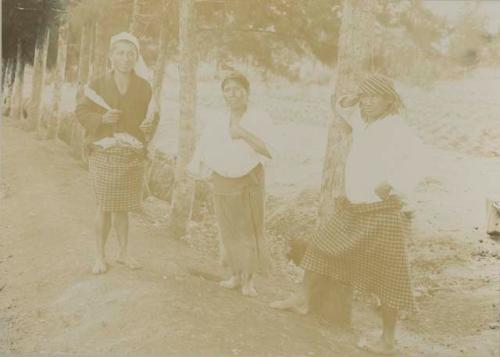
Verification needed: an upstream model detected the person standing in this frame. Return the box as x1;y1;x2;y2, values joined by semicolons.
189;71;274;297
271;74;429;355
76;32;152;274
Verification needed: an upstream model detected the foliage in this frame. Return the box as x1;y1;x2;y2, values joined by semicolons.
372;0;500;82
446;4;493;67
195;0;342;79
3;0;500;82
2;0;65;66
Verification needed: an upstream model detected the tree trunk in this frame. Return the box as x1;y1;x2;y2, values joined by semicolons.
129;0;144;37
150;2;169;128
25;25;49;132
1;57;14;96
72;23;92;162
1;58;8;93
48;15;69;139
142;1;170;198
2;57;15;116
91;20;109;81
11;39;25;122
87;22;97;81
312;0;377;327
77;23;92;96
168;0;198;239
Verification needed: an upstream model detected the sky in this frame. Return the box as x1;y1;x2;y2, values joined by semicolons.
423;0;500;33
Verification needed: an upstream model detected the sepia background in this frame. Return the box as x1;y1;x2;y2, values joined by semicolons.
1;0;500;356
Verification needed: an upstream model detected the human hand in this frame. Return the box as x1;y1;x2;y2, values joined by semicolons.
402;210;414;220
102;109;122;124
339;94;360;108
374;181;393;200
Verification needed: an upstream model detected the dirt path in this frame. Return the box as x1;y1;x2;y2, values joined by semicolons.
0;122;358;355
1;120;499;356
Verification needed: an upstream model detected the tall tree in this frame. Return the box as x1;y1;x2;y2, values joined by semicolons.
1;58;12;95
11;39;25;122
77;22;92;94
48;12;69;139
25;24;49;132
314;0;378;326
129;0;145;37
142;0;171;198
91;20;109;81
168;0;198;239
1;58;15;115
70;22;92;161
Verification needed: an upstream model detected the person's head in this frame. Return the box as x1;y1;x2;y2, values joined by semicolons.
109;36;139;74
221;71;250;112
357;74;403;121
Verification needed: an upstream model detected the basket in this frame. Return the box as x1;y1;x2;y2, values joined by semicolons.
88;144;146;212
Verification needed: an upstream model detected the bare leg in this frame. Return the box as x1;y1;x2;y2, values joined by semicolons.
269;270;314;314
114;211;141;269
220;268;241;289
241;272;258;297
219;275;241;289
219;245;241;289
381;305;397;348
358;305;397;355
93;210;111;274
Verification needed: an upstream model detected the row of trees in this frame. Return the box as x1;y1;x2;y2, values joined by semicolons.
3;0;499;90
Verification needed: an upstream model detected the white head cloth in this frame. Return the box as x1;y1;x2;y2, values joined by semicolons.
110;32;152;82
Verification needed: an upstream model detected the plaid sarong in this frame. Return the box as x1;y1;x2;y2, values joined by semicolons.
88;146;145;212
302;196;414;312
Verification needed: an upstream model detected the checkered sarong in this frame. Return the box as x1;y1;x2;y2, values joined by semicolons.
88;146;145;212
302;196;414;312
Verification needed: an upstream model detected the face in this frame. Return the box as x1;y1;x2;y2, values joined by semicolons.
359;93;394;121
222;79;248;111
109;41;138;74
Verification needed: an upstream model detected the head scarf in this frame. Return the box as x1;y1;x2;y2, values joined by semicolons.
221;70;250;93
358;74;405;114
84;32;154;124
109;32;152;82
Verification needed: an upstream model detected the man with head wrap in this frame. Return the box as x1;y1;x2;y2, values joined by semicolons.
75;32;152;275
271;74;430;355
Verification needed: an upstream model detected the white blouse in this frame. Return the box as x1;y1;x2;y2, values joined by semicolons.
188;106;275;179
336;96;430;205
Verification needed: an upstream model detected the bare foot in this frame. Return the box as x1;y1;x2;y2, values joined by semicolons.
269;294;309;315
241;281;258;297
116;255;142;270
357;335;396;356
219;276;241;289
92;259;107;274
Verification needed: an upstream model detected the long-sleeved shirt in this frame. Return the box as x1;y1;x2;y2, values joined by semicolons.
75;71;152;150
336;96;430;206
188;106;275;179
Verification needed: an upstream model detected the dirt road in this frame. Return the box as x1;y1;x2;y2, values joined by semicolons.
1;120;499;356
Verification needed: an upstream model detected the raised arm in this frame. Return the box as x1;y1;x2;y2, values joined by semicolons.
334;94;363;130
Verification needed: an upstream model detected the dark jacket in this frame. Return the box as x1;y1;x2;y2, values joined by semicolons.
75;71;152;151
